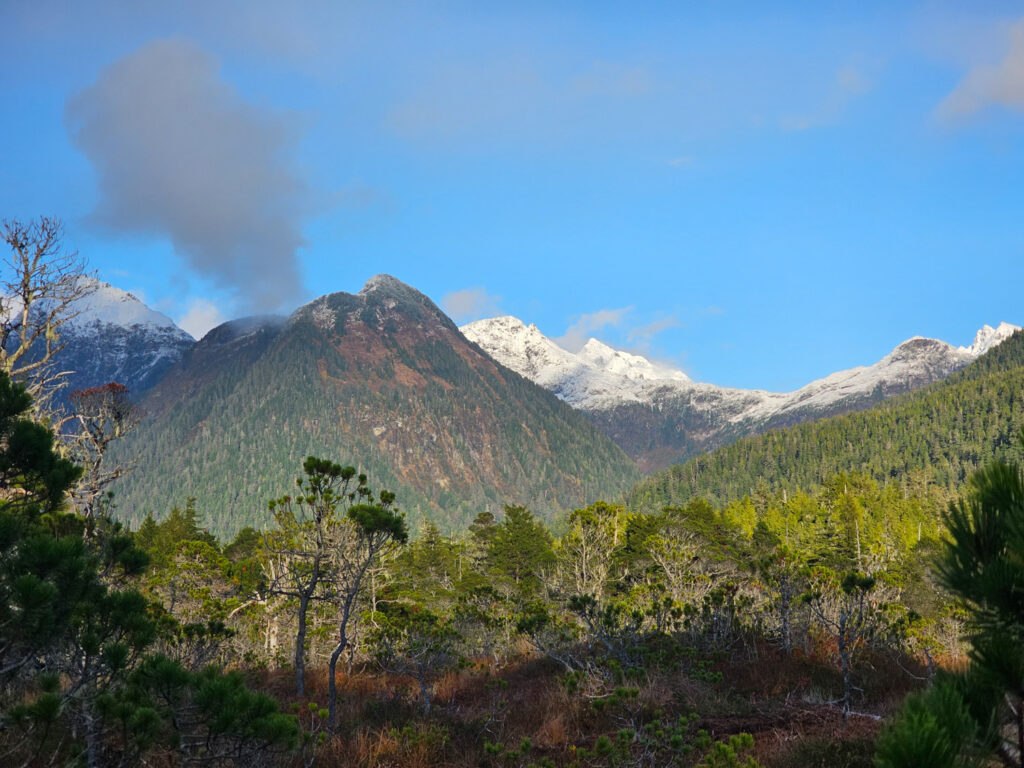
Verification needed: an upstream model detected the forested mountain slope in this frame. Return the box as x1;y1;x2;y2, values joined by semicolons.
109;276;639;538
626;329;1024;511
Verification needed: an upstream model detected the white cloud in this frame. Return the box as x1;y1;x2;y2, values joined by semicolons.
177;298;226;339
570;62;655;96
555;307;632;352
441;287;502;323
386;59;661;145
781;64;873;132
627;316;682;343
938;18;1024;118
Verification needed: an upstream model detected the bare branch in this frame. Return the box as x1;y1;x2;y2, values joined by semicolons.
0;217;95;412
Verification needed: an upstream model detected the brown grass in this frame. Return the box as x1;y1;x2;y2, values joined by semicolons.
252;643;922;767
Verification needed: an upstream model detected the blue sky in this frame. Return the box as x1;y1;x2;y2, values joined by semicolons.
2;1;1023;391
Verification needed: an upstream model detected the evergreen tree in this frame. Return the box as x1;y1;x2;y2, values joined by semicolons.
628;338;1024;513
324;494;407;729
263;457;371;696
0;370;298;766
877;434;1024;767
487;505;555;594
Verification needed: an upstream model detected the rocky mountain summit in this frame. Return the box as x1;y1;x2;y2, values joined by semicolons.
52;277;195;401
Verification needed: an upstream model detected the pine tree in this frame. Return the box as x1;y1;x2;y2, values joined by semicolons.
487;505;555;594
263;457;370;696
877;433;1024;767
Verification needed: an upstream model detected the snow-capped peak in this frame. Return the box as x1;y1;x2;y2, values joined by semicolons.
576;338;691;384
462;316;583;386
69;277;183;333
461;316;697;408
960;322;1020;358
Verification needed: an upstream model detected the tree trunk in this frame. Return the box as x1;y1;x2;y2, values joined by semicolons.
418;669;432;715
780;579;793;655
266;613;279;656
295;593;310;696
327;640;345;730
328;597;357;730
840;640;851;722
83;697;102;768
328;554;376;729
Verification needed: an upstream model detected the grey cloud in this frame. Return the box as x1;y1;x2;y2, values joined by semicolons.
65;38;311;312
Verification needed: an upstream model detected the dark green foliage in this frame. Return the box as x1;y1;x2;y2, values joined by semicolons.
0;371;95;682
939;457;1024;625
628;335;1024;511
486;505;556;593
1;522;101;678
0;372;81;511
134;497;219;569
0;371;298;767
395;521;464;600
68;653;300;765
876;442;1024;766
875;674;982;768
349;501;409;544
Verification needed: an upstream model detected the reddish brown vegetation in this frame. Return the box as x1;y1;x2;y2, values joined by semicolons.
246;643;921;768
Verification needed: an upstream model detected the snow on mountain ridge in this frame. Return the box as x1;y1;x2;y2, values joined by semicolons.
960;322;1019;358
42;277;197;401
463;316;739;410
461;316;1021;427
70;277;186;335
461;316;612;404
576;338;692;384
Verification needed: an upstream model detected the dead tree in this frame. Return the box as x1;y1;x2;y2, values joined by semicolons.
0;217;95;419
68;382;141;521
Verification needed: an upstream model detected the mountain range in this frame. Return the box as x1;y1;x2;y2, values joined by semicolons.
626;326;1024;511
462;316;1020;471
48;275;1019;534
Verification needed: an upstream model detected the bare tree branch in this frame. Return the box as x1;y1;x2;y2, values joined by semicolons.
0;217;95;420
